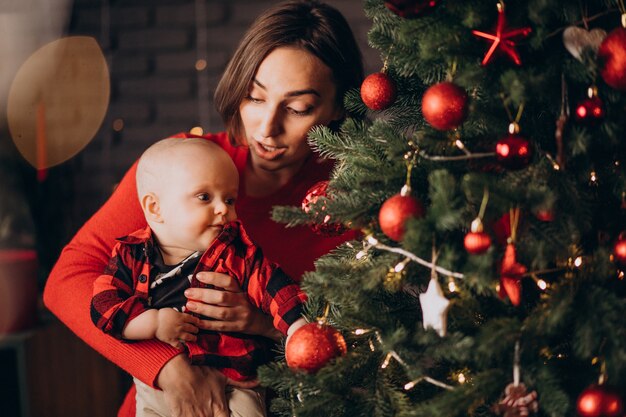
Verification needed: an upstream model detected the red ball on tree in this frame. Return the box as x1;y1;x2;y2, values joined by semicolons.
613;232;626;267
598;27;626;91
285;322;347;373
464;217;491;254
378;193;425;241
575;95;605;126
464;232;491;254
302;181;348;237
384;0;440;18
421;82;469;131
576;384;624;417
495;134;532;170
361;72;397;110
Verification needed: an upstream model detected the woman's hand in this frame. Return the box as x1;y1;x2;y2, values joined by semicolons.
184;272;281;341
157;354;229;417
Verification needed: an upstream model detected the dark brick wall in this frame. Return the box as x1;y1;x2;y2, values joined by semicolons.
68;0;380;225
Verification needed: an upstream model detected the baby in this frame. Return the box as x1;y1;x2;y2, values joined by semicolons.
91;138;306;417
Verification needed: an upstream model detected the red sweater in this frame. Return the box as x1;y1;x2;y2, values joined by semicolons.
44;132;355;416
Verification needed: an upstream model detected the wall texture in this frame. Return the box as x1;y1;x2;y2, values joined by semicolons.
68;0;380;225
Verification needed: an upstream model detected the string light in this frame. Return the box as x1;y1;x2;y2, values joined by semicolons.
381;352;393;369
369;339;376;351
448;278;457;293
356;250;367;260
394;258;410;273
457;373;467;384
537;279;548;290
574;256;583;268
367;235;379;245
589;170;598;184
404;380;417;390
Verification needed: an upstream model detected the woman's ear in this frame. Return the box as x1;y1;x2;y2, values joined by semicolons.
140;193;163;223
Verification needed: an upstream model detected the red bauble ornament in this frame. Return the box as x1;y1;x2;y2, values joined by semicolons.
496;134;532;170
534;209;555;222
471;4;532;66
576;384;624;417
383;0;440;18
598;27;626;91
464;232;492;254
613;232;626;267
575;95;605;126
464;217;491;254
302;181;348;237
421;82;469;131
361;72;397;110
378;193;425;241
285;322;347;373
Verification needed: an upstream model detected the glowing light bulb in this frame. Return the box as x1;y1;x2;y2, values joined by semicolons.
574;256;583;267
458;373;466;384
537;279;547;290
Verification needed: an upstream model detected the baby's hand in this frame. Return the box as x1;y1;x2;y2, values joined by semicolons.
156;308;200;349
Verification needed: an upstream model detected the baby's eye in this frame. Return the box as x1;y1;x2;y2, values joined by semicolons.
196;193;210;202
225;198;236;205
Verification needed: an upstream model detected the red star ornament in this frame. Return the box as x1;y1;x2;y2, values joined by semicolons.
472;3;532;66
499;243;527;306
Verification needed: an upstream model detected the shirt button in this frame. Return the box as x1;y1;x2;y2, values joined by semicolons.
138;274;147;283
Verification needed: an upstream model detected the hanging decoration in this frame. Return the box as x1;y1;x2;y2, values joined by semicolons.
496;101;532;170
574;86;605;126
576;385;624;417
493;342;539;417
464;188;492;255
418;249;450;337
471;1;532;66
562;26;607;62
285;306;347;373
613;232;626;268
379;160;425;241
597;23;626;91
383;0;440;19
301;181;348;237
361;71;397;110
499;208;526;306
421;81;469;131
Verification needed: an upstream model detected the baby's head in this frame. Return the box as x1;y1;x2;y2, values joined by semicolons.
136;138;239;257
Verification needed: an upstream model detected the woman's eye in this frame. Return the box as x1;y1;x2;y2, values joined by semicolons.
287;106;313;116
246;95;264;104
197;193;210;202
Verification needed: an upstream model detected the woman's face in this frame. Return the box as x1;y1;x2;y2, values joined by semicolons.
238;47;343;172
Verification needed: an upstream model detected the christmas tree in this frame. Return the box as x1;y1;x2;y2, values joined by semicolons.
260;1;626;416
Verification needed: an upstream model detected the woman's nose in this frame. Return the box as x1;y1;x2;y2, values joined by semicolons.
259;107;281;138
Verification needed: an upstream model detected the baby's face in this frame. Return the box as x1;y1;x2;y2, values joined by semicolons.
156;148;239;253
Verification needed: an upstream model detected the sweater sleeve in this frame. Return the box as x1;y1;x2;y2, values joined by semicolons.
43;160;180;388
91;243;151;339
246;247;308;335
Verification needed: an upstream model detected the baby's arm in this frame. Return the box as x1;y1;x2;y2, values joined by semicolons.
123;308;200;349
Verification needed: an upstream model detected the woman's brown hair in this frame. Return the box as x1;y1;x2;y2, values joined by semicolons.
214;0;364;144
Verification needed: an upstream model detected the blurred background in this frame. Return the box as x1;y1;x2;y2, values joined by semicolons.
0;1;379;416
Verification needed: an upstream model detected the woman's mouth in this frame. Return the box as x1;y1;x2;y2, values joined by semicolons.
253;140;287;160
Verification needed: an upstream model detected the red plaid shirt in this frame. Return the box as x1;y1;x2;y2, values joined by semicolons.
91;220;306;381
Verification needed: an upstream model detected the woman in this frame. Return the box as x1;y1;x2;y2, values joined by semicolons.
44;1;363;416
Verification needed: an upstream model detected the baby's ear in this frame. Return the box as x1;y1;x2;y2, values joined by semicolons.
140;192;163;223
